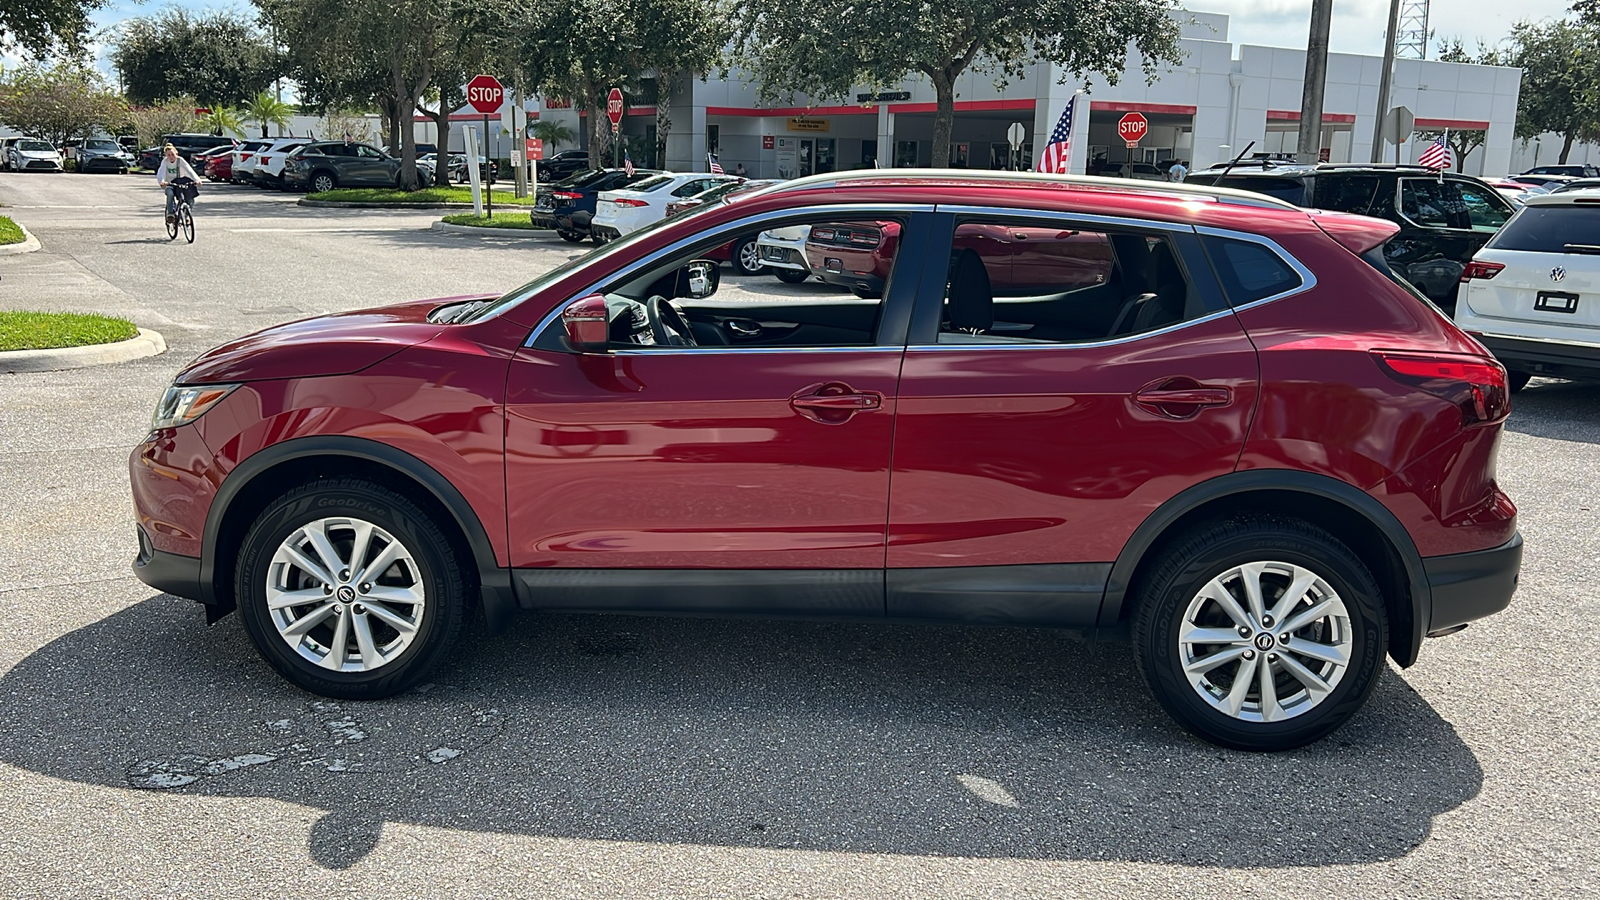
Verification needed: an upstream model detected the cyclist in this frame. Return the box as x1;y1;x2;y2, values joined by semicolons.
155;144;200;224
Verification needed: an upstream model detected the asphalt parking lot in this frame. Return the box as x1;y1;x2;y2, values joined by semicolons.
0;172;1596;899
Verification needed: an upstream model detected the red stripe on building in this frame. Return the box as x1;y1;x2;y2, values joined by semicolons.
704;98;1036;118
1088;101;1197;116
1267;110;1357;124
1415;117;1491;130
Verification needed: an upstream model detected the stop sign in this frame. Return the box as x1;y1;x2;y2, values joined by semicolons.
606;88;624;131
466;74;503;114
1118;112;1149;145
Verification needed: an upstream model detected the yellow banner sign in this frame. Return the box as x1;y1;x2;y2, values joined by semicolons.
787;117;830;133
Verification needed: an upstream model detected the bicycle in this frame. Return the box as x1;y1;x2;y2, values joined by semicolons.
165;176;197;244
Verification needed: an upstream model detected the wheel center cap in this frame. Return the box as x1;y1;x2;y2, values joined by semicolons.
335;585;357;603
1254;633;1275;651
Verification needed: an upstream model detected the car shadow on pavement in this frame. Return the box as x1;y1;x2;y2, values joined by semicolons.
0;595;1482;870
1504;379;1600;443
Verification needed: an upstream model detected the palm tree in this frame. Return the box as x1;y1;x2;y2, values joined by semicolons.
530;119;577;151
200;106;245;138
244;92;294;139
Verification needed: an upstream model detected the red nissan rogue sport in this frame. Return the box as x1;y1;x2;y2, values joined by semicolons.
130;171;1521;751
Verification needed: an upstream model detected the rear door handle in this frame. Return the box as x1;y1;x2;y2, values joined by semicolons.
791;394;880;410
1133;387;1231;406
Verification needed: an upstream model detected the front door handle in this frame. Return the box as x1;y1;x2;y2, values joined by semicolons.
790;383;884;424
1134;379;1232;419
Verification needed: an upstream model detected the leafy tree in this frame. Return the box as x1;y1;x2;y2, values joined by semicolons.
0;0;107;55
729;0;1184;164
504;0;725;165
0;60;128;146
111;8;280;107
129;96;202;147
243;91;293;137
1502;19;1600;163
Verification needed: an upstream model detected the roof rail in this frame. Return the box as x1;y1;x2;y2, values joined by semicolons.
753;167;1301;211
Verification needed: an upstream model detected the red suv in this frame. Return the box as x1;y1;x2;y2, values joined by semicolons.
130;172;1521;751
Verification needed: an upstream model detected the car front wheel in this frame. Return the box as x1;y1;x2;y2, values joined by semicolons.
1133;516;1387;751
235;479;468;699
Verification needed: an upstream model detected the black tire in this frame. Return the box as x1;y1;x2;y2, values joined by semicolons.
311;171;337;193
774;267;810;284
1509;370;1532;393
1132;516;1388;752
235;479;468;699
179;205;194;244
732;236;766;275
165;210;178;240
557;229;586;243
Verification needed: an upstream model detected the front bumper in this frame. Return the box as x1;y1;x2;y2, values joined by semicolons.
1473;332;1600;382
1424;532;1522;635
134;527;203;602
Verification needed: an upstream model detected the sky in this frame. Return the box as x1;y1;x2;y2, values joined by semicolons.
72;0;1584;81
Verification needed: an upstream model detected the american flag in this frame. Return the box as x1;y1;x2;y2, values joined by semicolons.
624;149;634;177
1036;92;1079;174
1419;131;1451;170
708;153;724;175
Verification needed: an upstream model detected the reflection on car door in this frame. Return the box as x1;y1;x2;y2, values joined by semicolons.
885;210;1259;627
501;211;934;616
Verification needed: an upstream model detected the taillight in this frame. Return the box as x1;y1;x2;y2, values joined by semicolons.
1373;350;1510;425
812;227;837;242
1460;260;1505;282
552;191;582;200
611;198;649;208
848;228;883;246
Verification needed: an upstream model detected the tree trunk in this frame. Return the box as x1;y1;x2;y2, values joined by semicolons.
930;73;955;167
1559;130;1575;165
379;96;400;156
655;71;676;170
588;95;613;166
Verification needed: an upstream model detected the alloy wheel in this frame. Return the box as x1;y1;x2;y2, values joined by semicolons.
1177;560;1352;723
266;516;426;672
737;239;764;275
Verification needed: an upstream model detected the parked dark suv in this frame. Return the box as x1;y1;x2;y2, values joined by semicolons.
1187;162;1515;313
537;149;591;182
530;167;661;242
281;141;434;192
130;171;1520;752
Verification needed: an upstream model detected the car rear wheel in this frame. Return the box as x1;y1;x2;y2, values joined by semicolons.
557;229;586;243
733;237;766;275
311;171;337;193
235;479;468;699
1133;516;1387;751
774;268;810;284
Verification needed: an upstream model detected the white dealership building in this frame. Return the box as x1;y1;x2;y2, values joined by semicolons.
537;11;1552;180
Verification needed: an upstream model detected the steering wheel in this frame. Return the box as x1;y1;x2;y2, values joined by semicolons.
646;295;697;347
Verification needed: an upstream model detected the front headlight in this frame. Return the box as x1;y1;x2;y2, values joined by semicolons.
151;384;238;430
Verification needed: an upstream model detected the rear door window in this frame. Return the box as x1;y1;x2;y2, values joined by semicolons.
1399;179;1466;229
1453;181;1513;232
1313;176;1381;215
1191;175;1308;205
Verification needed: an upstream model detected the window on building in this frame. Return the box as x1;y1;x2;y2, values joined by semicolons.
895;141;918;167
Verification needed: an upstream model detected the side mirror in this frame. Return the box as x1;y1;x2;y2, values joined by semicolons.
681;260;719;299
561;295;610;352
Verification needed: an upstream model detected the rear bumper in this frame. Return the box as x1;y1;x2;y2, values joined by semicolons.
591;224;621;242
529;210;558;228
1473;332;1600;381
1424;532;1522;634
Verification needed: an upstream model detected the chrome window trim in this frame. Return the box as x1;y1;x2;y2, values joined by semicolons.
1193;225;1318;312
525;202;936;349
611;345;907;357
933;204;1197;234
904;306;1240;352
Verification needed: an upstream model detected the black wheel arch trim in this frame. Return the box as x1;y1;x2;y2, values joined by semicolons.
1097;469;1431;666
198;435;515;629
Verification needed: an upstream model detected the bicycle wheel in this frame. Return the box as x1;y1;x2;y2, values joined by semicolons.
165;209;177;240
180;204;194;244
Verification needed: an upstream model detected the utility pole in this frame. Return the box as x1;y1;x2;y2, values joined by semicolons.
1370;0;1403;162
1296;0;1334;164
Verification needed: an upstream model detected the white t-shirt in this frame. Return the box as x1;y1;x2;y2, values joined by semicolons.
1167;163;1188;182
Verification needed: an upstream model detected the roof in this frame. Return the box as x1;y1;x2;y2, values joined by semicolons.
1523;190;1600;207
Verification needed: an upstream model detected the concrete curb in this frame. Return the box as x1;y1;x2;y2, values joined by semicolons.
430;221;554;239
299;198;532;210
0;328;166;374
0;223;42;256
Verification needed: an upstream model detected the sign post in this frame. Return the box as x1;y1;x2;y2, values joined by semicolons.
467;74;504;216
607;87;624;167
463;126;483;217
1117;112;1149;177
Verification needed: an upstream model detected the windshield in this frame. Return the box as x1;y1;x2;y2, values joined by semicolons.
19;140;53;152
460;215;683;324
85;140;118;151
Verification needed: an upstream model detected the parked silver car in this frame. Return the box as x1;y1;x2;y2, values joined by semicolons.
7;138;63;172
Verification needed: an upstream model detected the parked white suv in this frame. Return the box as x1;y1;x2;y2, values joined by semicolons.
590;172;740;243
250;139;307;189
1457;190;1600;389
756;225;813;283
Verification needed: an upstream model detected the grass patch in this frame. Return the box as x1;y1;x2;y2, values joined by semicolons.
308;186;536;206
440;212;547;230
0;216;26;245
0;311;139;352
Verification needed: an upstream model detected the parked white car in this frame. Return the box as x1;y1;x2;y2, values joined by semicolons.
250;139;308;189
589;172;740;243
230;140;272;184
7;138;63;172
756;225;813;283
1456;190;1600;390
